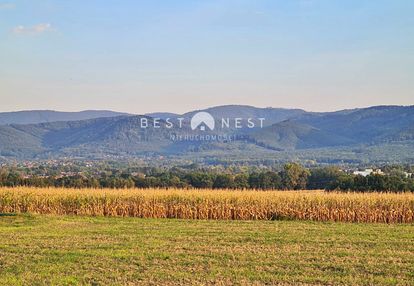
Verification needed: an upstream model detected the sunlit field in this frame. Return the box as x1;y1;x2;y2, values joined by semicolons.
0;214;413;285
1;187;413;223
1;187;414;285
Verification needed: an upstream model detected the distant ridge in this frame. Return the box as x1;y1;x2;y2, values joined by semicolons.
0;110;130;125
0;105;413;164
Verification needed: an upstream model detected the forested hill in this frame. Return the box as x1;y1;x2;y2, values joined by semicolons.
0;110;129;125
0;105;413;164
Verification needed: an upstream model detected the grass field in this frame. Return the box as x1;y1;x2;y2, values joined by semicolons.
0;214;413;285
1;188;413;285
1;187;414;223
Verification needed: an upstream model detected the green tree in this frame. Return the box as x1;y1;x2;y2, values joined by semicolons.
234;174;249;189
185;173;214;189
281;163;310;190
213;174;234;189
307;167;342;189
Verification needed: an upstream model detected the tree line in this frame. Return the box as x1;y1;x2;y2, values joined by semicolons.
0;163;413;192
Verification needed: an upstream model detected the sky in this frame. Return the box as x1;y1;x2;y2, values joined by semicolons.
0;0;413;114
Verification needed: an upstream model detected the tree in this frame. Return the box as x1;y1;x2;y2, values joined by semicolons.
234;174;249;189
213;174;234;189
280;163;310;190
307;167;342;189
260;171;282;190
353;175;368;191
327;174;354;191
185;173;214;189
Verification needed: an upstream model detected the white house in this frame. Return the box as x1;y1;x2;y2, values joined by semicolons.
353;168;384;177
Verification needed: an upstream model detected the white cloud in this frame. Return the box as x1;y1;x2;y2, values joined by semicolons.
0;2;15;10
12;23;55;35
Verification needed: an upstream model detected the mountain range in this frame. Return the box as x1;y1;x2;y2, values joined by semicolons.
0;110;129;125
0;105;413;164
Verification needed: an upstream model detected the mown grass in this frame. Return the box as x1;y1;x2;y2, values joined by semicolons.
1;187;414;223
0;214;413;285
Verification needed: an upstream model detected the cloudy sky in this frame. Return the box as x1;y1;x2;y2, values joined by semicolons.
0;0;413;114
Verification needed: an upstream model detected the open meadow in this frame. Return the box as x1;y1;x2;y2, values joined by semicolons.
0;214;413;285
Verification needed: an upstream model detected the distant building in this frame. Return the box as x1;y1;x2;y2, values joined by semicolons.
372;169;384;175
353;168;384;177
403;172;413;178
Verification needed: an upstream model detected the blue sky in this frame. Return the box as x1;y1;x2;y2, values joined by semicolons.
0;0;413;113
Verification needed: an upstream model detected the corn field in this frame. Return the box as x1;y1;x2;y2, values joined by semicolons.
0;187;413;223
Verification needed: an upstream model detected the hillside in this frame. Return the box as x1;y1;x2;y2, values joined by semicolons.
182;105;306;126
294;105;414;143
248;120;355;150
0;110;130;125
0;105;413;164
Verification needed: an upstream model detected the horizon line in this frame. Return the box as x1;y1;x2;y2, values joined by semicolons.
1;104;413;116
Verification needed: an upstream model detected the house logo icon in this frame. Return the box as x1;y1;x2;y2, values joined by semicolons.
190;112;215;131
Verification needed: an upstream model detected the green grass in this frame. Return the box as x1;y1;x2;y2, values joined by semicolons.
0;215;413;285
